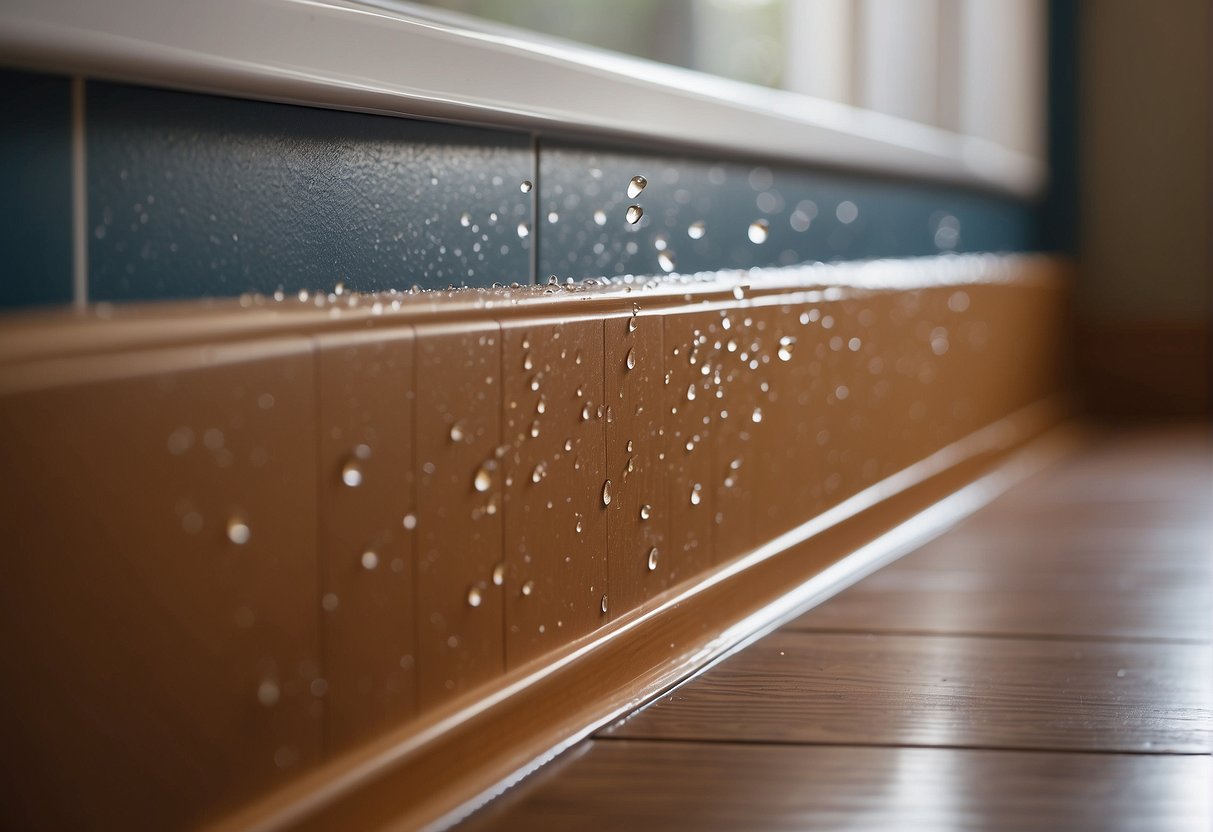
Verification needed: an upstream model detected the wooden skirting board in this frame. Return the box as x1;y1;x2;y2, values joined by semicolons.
0;255;1071;830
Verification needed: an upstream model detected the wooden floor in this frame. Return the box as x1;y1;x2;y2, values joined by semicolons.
456;426;1213;832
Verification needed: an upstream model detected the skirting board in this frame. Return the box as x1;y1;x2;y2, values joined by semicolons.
213;396;1080;832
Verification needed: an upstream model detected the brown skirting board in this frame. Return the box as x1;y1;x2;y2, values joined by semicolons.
0;255;1071;830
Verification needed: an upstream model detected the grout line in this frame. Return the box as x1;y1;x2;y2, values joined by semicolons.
70;76;88;308
528;133;539;286
591;734;1213;758
777;626;1213;646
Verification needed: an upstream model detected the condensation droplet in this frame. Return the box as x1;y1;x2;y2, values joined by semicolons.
687;220;706;240
341;460;363;487
626;175;648;199
625;204;644;224
752;407;764;423
449;422;465;442
226;519;251;545
593;209;607;226
492;563;506;585
778;336;795;362
600;594;609;614
601;479;613;506
361;550;379;570
647;547;659;571
402;513;418;530
322;592;339;612
686;383;696;401
639;504;652;521
625;348;637;370
460;212;471;227
521;579;535;597
628;316;639;333
748;219;770;244
690;483;703;506
657;251;676;273
467;586;483;608
473;463;493;492
520;180;533;193
530;420;541;439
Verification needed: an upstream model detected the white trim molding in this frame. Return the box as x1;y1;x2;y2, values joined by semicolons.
0;0;1045;198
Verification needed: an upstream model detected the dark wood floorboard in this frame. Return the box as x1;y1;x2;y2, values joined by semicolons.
459;740;1213;832
454;426;1213;830
603;631;1212;752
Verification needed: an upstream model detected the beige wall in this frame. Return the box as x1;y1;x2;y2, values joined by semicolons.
1079;0;1211;323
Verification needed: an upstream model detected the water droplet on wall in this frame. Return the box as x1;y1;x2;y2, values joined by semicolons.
748;219;770;244
657;251;676;273
467;586;483;607
647;547;659;571
257;679;280;707
625;348;637;370
687;220;706;240
520;180;533;193
341;460;363;487
601;479;613;507
639;504;652;521
449;422;466;442
473;462;493;492
690;483;703;506
626;175;648;199
521;579;535;597
625;205;644;224
226;519;251;545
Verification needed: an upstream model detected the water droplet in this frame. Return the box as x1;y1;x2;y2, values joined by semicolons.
449;422;465;442
647;547;659;571
460;212;471;227
467;586;483;607
333;281;345;296
686;384;696;401
836;200;859;224
581;403;593;421
751;407;763;423
361;550;379;570
521;579;535;597
473;463;493;492
402;513;417;530
657;251;676;273
322;592;339;612
600;594;609;614
523;353;534;371
601;479;613;506
564;439;574;452
748;219;770;244
536;398;547;415
531;462;547;484
257;679;280;707
778;336;795;361
639;504;652;521
492;563;506;585
690;483;702;505
628;316;639;333
517;221;530;238
626;440;634;453
593;209;607;226
530;420;541;438
687;220;706;240
625;205;644;224
625;348;637;370
520;180;533;193
341;460;363;487
227;519;251;545
575;518;584;534
626;175;648;199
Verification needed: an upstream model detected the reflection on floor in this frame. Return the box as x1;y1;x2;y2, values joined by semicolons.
457;426;1213;831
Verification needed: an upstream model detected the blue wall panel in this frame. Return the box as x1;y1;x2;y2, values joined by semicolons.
86;83;535;301
0;70;73;310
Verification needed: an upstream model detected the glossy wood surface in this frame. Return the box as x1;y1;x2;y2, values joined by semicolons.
458;425;1213;831
461;740;1213;832
606;630;1212;752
